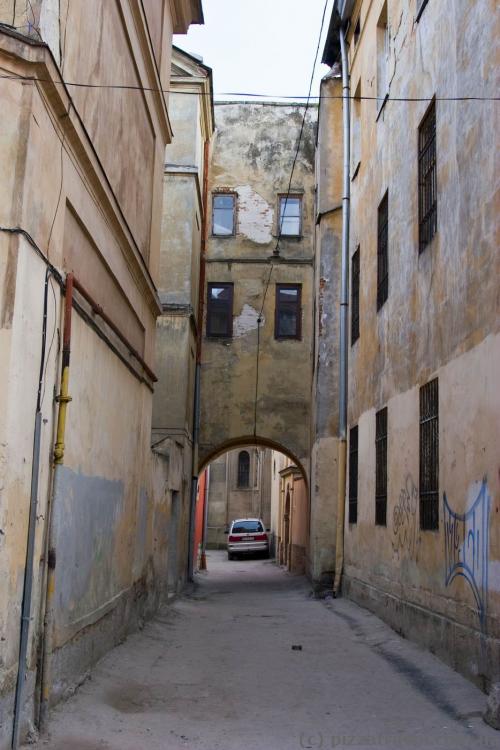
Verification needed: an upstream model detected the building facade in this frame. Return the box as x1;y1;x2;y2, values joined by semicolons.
152;45;214;591
320;0;499;691
198;102;316;476
0;2;202;746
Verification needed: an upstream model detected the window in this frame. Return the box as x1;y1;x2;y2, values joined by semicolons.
375;407;387;526
376;3;389;113
237;450;250;488
349;426;359;524
279;196;302;236
416;0;430;22
351;247;360;344
212;193;235;236
352;79;361;178
232;520;263;533
419;378;439;530
206;283;233;338
418;100;437;252
377;192;388;310
275;284;301;339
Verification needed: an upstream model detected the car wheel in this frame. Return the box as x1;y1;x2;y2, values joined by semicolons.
227;552;234;560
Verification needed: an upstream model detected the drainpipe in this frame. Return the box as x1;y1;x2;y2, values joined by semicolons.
39;273;73;731
11;269;51;750
333;26;350;597
187;138;210;581
200;465;210;570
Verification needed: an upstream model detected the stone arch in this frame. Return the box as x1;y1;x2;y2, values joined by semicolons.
198;434;309;487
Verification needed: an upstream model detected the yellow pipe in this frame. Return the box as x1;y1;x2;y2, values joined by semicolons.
333;438;347;596
53;367;72;464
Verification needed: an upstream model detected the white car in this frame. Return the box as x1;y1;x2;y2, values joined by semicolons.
226;518;270;560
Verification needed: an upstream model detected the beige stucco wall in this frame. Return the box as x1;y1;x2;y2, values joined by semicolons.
0;5;198;744
199;102;316;473
327;0;500;688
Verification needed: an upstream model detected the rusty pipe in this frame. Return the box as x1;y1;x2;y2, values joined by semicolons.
72;277;157;383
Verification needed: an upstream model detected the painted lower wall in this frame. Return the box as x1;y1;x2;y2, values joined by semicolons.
344;332;500;690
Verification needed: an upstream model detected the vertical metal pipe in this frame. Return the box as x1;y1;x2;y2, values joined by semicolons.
333;25;350;597
200;464;210;570
39;273;73;732
11;414;42;749
12;268;50;749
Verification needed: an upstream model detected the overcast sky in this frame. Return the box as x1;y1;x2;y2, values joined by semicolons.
173;0;334;101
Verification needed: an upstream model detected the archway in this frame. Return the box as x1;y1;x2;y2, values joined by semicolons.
194;438;310;577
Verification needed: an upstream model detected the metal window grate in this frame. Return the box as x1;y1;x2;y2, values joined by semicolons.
349;426;359;524
419;378;439;530
418;101;437;252
377;193;388;310
375;407;387;525
351;247;360;344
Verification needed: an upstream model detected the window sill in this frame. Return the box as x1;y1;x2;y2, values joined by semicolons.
416;0;430;22
211;233;235;239
376;92;389;122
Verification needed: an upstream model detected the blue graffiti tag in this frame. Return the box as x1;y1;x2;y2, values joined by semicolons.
443;479;490;630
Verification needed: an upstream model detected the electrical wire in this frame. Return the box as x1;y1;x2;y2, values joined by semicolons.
0;72;497;102
252;0;330;438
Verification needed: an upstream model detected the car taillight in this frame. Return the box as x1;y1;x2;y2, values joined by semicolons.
228;535;239;542
254;534;267;541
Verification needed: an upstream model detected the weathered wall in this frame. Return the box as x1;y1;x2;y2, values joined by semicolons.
0;5;200;745
310;72;343;586
200;102;316;474
152;48;213;593
326;0;499;689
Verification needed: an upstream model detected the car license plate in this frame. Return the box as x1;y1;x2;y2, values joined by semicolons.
245;536;255;541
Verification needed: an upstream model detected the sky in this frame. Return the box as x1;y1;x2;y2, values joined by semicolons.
173;0;335;102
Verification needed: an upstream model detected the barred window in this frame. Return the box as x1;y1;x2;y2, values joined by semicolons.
237;451;250;488
351;247;360;344
377;192;389;310
419;378;439;530
349;426;359;524
375;407;387;525
418;101;437;252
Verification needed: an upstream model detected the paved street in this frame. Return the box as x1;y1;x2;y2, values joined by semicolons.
30;552;497;750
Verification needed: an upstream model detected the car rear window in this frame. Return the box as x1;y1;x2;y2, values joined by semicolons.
232;521;263;533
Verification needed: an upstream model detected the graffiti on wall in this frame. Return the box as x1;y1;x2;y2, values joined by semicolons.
392;474;419;558
443;479;490;630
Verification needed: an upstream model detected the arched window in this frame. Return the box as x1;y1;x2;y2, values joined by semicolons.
237;450;250;488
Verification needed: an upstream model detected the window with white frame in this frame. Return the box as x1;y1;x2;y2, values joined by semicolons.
212;193;235;236
279;195;302;236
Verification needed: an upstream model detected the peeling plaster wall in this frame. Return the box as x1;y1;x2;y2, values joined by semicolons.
200;103;316;477
330;0;500;689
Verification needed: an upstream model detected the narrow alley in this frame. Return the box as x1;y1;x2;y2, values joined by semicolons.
30;554;496;750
